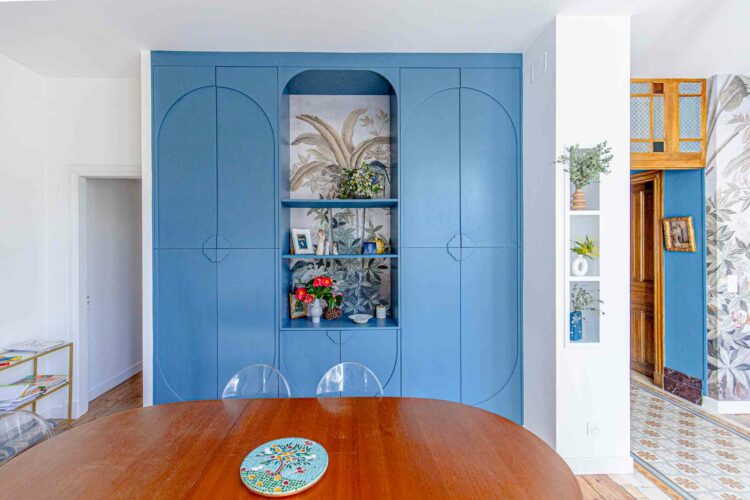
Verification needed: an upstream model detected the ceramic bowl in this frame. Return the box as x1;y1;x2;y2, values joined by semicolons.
349;314;373;325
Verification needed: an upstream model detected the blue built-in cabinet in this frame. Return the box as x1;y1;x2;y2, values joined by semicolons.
152;52;521;423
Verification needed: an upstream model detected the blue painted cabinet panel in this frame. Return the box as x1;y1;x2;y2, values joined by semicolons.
216;68;277;249
460;83;519;248
217;249;276;395
460;247;521;423
400;69;460;248
341;331;401;396
154;67;217;249
280;331;340;397
401;248;461;402
154;250;217;403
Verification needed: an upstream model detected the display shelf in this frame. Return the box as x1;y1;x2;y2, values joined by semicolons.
281;317;399;331
570;210;600;216
569;276;600;281
283;253;398;260
282;199;398;208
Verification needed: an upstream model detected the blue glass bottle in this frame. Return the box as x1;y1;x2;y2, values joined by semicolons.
570;311;583;342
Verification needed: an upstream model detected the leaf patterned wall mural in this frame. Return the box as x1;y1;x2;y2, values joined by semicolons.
706;75;750;401
288;96;392;315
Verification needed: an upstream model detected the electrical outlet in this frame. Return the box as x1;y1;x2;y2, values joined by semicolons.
587;421;600;436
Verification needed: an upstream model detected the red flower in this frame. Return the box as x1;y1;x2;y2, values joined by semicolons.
313;277;323;287
295;288;307;301
303;294;314;304
322;277;333;287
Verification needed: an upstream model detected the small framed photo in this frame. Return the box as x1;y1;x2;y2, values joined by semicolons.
663;216;696;252
291;228;313;255
289;293;308;319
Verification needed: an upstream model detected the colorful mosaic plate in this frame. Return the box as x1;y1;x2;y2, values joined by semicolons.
240;438;328;497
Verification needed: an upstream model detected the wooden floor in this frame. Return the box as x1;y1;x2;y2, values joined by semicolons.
61;372;671;498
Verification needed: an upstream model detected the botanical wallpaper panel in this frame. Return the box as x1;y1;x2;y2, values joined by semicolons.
706;75;750;400
288;95;393;315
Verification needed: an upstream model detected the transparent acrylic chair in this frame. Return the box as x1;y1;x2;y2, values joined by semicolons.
315;362;384;398
221;364;291;399
0;410;54;465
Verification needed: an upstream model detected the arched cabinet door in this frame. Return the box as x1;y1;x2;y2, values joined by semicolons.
153;66;217;249
280;331;340;397
340;331;400;396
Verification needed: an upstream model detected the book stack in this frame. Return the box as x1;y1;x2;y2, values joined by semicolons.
0;375;68;411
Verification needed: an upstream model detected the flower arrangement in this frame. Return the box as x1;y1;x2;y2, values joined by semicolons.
571;236;599;260
557;141;613;210
295;275;343;320
338;162;383;199
570;284;604;315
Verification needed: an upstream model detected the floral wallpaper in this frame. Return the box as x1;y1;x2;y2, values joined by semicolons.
706;75;750;401
288;96;393;315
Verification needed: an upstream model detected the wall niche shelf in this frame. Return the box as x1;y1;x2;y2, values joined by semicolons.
283;254;398;260
281;317;399;331
570;276;600;282
281;199;398;208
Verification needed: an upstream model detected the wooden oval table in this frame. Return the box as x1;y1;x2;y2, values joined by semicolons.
0;398;580;499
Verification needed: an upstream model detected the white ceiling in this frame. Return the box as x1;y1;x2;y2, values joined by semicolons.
0;0;747;78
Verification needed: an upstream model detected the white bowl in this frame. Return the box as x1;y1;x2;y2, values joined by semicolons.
349;314;373;325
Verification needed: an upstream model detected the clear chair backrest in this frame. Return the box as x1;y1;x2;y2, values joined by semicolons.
0;410;54;465
315;362;384;398
221;364;291;399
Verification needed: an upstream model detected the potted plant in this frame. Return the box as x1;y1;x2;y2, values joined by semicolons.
295;275;344;323
570;284;604;341
557;142;613;210
570;236;598;276
338;162;384;199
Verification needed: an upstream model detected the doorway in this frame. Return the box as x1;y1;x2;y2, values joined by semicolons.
630;171;664;387
81;178;143;403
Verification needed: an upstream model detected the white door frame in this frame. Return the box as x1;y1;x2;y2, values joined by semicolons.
69;165;141;418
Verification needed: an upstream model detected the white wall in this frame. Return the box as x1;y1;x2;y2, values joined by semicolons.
523;21;558;447
85;179;142;400
0;53;47;346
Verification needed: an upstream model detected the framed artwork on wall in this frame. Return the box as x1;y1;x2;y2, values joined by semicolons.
663;216;696;252
291;228;314;254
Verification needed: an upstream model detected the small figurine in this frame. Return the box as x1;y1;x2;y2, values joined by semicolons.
332;243;339;256
325;242;331;255
316;229;326;256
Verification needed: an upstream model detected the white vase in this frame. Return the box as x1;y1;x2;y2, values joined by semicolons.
310;299;323;323
572;255;589;276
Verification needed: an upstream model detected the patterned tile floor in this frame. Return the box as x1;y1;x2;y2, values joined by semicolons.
632;379;750;499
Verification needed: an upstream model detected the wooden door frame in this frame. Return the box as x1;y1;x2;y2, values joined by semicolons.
631;170;665;387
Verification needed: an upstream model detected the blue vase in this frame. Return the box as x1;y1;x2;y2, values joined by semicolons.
570;311;583;342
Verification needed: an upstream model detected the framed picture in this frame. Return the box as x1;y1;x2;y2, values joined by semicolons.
291;228;313;255
289;293;308;319
663;216;696;252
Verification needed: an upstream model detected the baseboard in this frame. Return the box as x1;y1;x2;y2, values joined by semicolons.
565;455;633;475
703;395;750;414
88;362;142;401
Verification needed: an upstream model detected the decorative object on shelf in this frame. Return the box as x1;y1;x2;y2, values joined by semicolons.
295;275;343;324
349;314;373;325
570;285;604;342
570;236;598;276
375;305;387;319
240;437;328;497
338;162;384;199
332;243;338;255
373;238;387;255
291;228;314;255
362;241;377;255
663;216;696;252
557;142;613;210
289;294;308;320
315;229;327;256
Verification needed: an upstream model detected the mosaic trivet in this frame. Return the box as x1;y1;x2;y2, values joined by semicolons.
240;438;328;497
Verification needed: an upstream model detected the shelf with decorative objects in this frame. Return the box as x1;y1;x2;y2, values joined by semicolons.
559;143;609;346
281;199;398;208
282;254;398;260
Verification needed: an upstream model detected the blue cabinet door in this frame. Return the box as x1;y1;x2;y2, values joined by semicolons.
460;247;521;423
217;249;276;395
400;69;460;248
460;69;521;248
153;67;216;249
401;248;461;402
216;67;277;249
340;331;400;396
154;249;217;403
280;330;340;397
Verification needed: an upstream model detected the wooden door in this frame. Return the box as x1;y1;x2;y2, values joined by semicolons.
630;173;663;382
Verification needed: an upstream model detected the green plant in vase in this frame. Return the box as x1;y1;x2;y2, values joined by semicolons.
570;284;604;342
557;141;613;210
295;275;344;323
338;162;384;199
570;236;598;277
